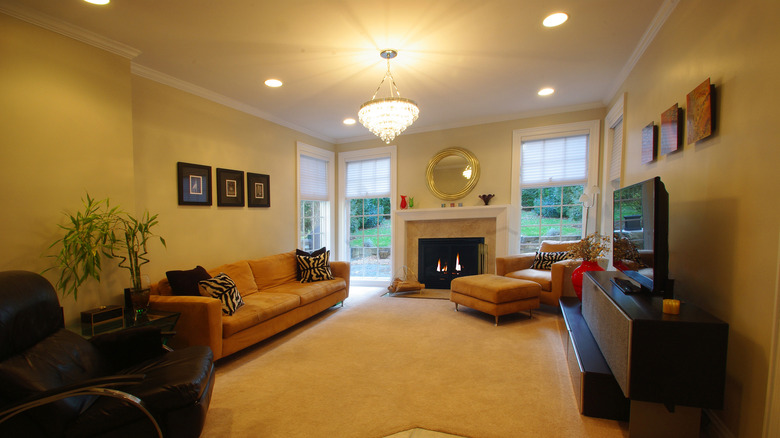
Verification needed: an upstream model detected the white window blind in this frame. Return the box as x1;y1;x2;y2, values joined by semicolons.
299;155;329;201
521;134;588;186
345;157;391;198
609;116;623;182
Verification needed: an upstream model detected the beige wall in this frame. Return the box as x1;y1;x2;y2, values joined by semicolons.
608;0;780;436
0;14;136;316
131;76;332;283
339;108;606;210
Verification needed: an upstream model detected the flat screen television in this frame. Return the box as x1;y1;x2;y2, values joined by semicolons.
612;176;672;297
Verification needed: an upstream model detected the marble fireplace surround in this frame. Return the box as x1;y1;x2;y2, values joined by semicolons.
394;205;508;282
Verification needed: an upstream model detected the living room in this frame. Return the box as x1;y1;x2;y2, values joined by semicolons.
1;0;779;437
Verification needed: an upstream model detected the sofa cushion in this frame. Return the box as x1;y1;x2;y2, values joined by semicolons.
296;250;334;283
199;274;245;316
207;261;258;296
248;252;298;290
505;269;552;291
295;247;326;280
166;266;211;296
530;251;568;270
539;240;577;253
221;293;301;338
263;278;346;305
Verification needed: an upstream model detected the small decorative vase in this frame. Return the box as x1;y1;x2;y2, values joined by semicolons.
127;288;151;317
400;195;408;210
571;260;604;300
479;194;495;205
408;197;414;208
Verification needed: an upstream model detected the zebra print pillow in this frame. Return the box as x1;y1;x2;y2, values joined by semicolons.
530;251;569;270
296;250;334;283
199;273;245;315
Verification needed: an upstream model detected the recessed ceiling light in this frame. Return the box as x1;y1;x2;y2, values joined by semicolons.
84;0;110;5
264;79;283;88
538;88;555;96
343;118;356;125
543;12;568;27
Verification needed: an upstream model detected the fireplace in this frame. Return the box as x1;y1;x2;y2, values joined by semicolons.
418;237;486;289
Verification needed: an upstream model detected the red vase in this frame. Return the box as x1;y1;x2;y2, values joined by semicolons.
400;195;408;210
571;260;604;300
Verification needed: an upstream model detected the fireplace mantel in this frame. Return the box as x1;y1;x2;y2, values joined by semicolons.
394;205;508;275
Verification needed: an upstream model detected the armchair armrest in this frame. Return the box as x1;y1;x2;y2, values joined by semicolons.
149;295;222;359
330;261;350;297
0;374;162;438
496;253;535;276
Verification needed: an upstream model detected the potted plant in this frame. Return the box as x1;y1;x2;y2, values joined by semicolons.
566;232;610;299
48;194;166;313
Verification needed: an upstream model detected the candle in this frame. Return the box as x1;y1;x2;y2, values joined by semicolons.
663;299;680;315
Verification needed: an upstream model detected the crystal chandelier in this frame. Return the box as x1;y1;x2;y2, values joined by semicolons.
358;49;419;144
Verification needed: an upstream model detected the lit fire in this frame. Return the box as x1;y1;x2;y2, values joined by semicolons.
436;253;462;273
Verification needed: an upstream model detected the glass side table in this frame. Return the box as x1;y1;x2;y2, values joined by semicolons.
69;309;180;345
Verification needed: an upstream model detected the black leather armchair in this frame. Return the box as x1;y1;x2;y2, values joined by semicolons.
0;271;215;438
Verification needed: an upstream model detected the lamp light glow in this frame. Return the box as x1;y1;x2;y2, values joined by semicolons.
543;12;568;27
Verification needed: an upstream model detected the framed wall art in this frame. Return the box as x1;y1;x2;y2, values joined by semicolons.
216;168;245;207
247;172;270;207
177;162;212;206
687;78;715;144
660;103;683;155
641;122;657;164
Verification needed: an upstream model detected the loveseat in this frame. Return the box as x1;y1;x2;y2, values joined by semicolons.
150;251;349;360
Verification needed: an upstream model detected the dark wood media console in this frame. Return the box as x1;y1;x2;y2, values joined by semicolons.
577;271;729;437
560;297;629;420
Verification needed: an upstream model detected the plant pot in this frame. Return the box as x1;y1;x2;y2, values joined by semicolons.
571;260;604;300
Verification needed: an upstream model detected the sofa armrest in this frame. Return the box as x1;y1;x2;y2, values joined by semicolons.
330;261;350;297
149;295;223;360
496;253;535;276
551;258;610;298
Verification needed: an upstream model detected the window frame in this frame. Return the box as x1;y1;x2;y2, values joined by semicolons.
296;142;335;257
510;120;601;254
338;146;397;286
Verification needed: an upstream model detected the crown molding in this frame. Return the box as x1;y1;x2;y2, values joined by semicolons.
130;64;335;144
0;3;140;59
604;0;680;103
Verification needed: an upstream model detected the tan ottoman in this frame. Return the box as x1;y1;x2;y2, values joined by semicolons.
450;274;541;326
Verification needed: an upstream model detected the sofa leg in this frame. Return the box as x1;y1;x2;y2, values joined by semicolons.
529;309;533;318
455;303;459;311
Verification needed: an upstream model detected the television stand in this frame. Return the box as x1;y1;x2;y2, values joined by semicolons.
582;271;728;437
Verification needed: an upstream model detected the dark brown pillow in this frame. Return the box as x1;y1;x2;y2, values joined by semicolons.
166;266;211;296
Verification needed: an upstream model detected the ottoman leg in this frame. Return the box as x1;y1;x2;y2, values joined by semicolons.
495;315;499;326
455;303;459;311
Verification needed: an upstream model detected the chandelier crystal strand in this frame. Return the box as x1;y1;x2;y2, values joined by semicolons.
358;50;419;144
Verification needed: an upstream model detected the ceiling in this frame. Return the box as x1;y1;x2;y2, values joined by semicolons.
1;0;668;143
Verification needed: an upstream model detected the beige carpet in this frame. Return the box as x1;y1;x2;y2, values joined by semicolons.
200;288;629;438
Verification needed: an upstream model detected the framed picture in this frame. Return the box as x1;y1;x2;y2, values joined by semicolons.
247;172;270;208
687;78;715;144
641;122;657;164
660;103;683;155
177;162;212;206
216;168;245;207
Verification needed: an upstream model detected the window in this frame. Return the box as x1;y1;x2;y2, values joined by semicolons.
339;147;396;285
297;143;334;253
511;121;600;254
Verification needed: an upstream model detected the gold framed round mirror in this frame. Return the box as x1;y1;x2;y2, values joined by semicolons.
425;147;480;201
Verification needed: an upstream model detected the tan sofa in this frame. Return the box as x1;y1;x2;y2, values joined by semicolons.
496;240;584;307
150;251;349;360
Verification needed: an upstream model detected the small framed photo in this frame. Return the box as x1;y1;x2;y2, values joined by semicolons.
641;122;657;164
177;162;212;206
687;78;715;144
247;172;270;208
216;168;245;207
